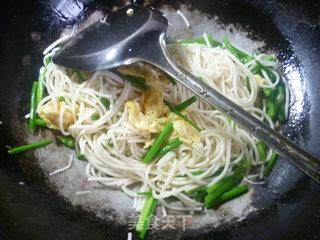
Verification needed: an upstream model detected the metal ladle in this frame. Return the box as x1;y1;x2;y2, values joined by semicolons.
52;4;320;183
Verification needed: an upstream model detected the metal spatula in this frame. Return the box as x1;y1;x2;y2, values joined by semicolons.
52;4;320;183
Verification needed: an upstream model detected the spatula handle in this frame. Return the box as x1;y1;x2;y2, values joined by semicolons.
151;34;320;184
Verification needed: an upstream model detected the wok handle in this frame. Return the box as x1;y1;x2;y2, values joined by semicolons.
151;33;320;184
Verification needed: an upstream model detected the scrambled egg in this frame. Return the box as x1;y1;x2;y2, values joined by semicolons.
126;87;169;135
38;100;74;130
171;117;201;144
140;87;168;115
121;63;201;144
126;85;201;145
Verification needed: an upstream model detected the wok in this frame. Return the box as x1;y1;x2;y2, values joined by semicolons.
0;0;319;239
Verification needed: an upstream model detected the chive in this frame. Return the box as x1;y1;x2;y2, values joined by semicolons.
190;170;205;176
154;138;182;159
35;118;47;128
58;96;65;102
135;195;157;240
137;191;152;196
28;82;38;132
76;153;87;161
267;100;277;120
264;152;278;177
275;85;285;105
262;88;272;97
179;35;222;47
100;97;110;109
256;141;267;162
172;109;201;131
213;184;249;206
44;55;51;67
177;169;205;178
239;158;251;170
167;74;177;85
8;140;52;154
206;35;223;47
189;187;208;202
223;37;254;64
205;178;243;208
227;116;236;131
206;175;235;195
205;167;245;209
265;54;277;62
74;69;85;82
121;74;148;90
164;100;201;131
91;113;100;121
36;67;46;106
206;166;245;195
173;96;197;112
255;61;277;83
57;135;75;149
143;122;173;163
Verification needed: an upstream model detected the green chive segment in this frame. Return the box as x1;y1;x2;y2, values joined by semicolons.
120;74;149;90
223;37;254;64
179;35;222;48
143;122;173;163
74;69;85;82
154;138;182;159
137;192;152;196
35;118;47;128
100;97;110;109
91;113;100;121
267;100;276;120
205;166;245;209
135;195;157;240
255;61;277;83
256;141;267;162
213;184;249;206
8;140;53;154
188;187;208;202
57;135;75;149
164;100;201;131
76;152;87;161
44;55;51;67
28;81;38;132
58;96;65;102
167;74;177;85
264;152;278;177
173;96;197;112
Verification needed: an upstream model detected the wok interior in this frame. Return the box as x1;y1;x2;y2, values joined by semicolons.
0;0;319;239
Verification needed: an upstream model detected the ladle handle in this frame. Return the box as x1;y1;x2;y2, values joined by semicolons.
151;34;320;184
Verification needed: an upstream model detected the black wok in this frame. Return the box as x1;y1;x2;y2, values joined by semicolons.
0;0;319;239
